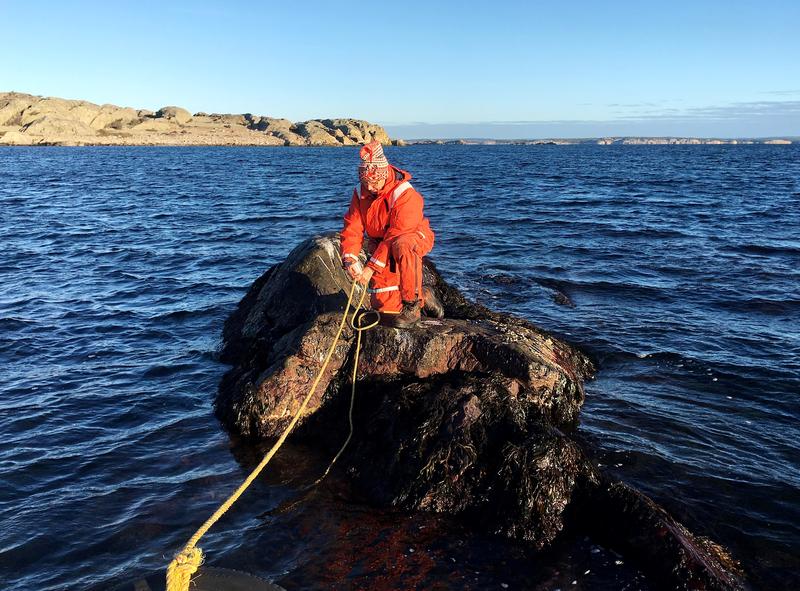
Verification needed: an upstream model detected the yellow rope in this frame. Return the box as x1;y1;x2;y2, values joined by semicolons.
313;301;379;485
166;280;376;591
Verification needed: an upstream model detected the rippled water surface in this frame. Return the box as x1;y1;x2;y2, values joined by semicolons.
1;145;798;590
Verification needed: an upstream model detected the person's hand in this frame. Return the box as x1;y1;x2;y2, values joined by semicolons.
356;266;374;285
344;261;361;280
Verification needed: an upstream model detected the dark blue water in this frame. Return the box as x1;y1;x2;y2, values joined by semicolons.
1;145;798;590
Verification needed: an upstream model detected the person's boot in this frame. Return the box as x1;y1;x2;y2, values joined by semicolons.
393;299;421;328
422;286;444;318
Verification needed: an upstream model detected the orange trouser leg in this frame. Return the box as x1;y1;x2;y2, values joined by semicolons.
391;233;431;303
368;265;402;313
369;264;403;313
369;231;434;313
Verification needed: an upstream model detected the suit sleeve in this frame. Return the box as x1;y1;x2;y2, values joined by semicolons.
340;188;364;266
367;187;423;271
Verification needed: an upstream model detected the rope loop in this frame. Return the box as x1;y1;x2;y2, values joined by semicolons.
166;546;203;591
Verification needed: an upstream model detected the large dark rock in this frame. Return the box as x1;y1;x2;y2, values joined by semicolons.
215;233;747;590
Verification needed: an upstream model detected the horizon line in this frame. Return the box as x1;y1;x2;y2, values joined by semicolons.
397;135;799;141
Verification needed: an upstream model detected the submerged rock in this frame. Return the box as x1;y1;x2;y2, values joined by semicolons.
216;233;747;590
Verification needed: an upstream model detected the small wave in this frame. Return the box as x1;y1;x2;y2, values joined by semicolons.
723;243;800;257
480;273;578;307
712;297;800;315
142;362;196;378
593;348;690;367
531;276;670;302
594;227;690;239
533;278;577;308
0;317;36;330
482;273;522;285
149;304;225;322
154;308;196;321
58;308;141;321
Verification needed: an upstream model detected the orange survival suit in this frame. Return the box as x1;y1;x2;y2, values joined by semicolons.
340;165;434;313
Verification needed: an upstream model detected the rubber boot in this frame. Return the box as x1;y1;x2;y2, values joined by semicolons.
393;299;421;329
422;286;444;318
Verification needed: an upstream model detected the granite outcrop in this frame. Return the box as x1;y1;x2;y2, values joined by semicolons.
215;233;748;590
0;92;393;146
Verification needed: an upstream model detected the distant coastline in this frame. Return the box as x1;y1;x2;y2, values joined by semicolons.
405;137;794;145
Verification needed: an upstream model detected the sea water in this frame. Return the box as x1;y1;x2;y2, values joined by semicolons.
1;145;798;590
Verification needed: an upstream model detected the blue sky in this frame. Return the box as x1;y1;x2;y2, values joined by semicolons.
2;0;798;138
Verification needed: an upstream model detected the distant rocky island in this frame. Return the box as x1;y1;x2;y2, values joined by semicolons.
0;92;394;146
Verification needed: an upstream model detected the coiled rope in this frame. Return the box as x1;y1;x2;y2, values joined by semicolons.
166;280;378;591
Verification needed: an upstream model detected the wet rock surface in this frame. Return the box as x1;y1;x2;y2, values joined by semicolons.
216;233;747;590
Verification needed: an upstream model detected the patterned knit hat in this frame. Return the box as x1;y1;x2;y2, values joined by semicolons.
358;141;389;183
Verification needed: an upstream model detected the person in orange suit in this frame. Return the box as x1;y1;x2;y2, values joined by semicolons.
340;141;439;328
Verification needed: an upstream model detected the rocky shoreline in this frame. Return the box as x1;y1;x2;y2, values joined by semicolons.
0;92;394;147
